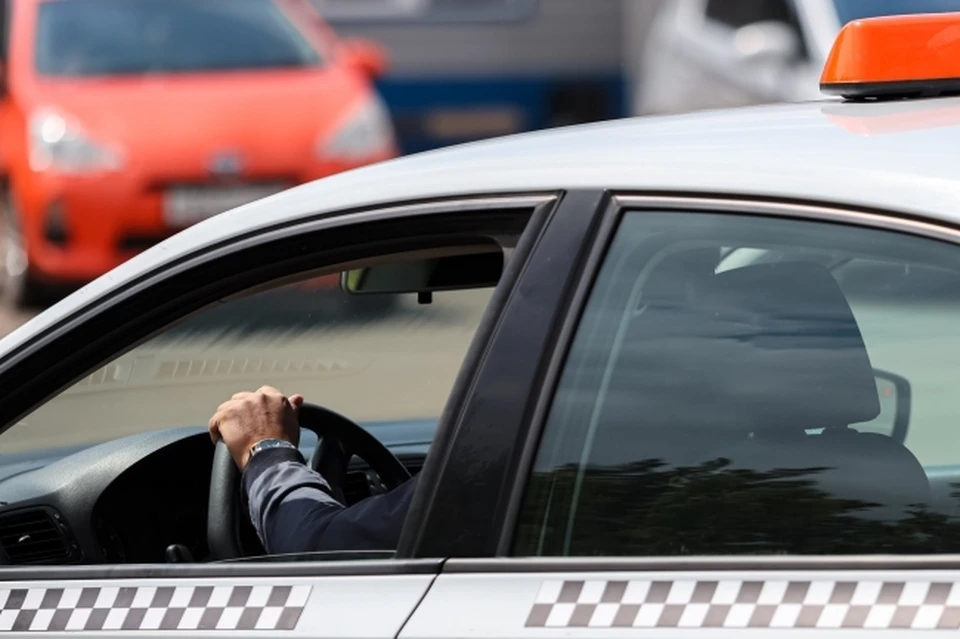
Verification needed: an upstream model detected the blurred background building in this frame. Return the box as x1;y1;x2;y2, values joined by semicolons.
312;0;960;154
2;0;960;329
313;0;656;154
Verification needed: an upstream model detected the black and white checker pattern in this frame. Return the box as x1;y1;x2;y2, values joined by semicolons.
526;579;960;630
0;584;311;632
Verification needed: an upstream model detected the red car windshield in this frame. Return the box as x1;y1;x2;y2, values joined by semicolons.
35;0;323;77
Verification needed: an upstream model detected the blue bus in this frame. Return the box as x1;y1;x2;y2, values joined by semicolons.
312;0;642;154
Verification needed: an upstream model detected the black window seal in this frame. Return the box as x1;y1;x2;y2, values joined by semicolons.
0;558;444;582
395;194;562;559
444;555;960;573
0;192;557;373
0;193;555;373
494;192;960;558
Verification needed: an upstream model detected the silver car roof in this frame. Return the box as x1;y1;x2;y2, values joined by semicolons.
3;96;960;355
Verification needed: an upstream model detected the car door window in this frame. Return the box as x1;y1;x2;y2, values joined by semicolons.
513;210;960;557
0;247;500;565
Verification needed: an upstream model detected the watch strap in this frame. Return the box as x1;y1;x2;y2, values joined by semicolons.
249;438;298;459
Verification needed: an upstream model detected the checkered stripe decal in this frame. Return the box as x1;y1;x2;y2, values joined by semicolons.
0;584;311;632
526;579;960;630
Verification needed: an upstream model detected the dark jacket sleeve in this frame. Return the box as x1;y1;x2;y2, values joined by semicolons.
242;447;418;555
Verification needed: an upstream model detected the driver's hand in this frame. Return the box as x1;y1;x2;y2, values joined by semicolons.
208;385;304;472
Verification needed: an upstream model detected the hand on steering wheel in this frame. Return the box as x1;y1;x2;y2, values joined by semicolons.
207;403;411;560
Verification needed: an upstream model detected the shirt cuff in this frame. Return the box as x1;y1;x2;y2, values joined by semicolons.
242;446;306;496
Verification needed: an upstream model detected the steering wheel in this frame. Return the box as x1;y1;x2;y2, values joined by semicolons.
207;403;412;560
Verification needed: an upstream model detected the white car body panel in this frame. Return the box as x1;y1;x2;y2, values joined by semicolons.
3;97;960;360
404;564;960;636
0;572;432;636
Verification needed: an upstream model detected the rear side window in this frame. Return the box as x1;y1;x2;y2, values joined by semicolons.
513;211;960;557
704;0;795;28
702;0;808;60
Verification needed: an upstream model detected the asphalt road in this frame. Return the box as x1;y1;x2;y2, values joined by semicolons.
2;295;960;468
0;307;33;339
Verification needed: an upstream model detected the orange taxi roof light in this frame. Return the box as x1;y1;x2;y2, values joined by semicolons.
821;12;960;100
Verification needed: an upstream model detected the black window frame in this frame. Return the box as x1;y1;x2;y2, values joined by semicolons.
0;192;558;578
401;189;610;559
489;193;960;558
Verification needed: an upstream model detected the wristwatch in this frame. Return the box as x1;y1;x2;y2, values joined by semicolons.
249;439;297;459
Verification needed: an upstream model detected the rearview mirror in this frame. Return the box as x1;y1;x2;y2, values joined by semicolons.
341;249;503;296
854;369;912;443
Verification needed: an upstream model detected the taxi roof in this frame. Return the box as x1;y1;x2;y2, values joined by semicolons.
4;96;960;354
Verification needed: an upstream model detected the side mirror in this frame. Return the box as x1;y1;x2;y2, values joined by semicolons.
854;369;912;443
732;20;801;65
339;38;389;79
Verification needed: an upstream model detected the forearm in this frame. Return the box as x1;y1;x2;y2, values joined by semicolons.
242;448;419;555
243;448;344;555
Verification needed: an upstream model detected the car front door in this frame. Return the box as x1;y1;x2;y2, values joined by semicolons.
405;195;960;636
0;190;580;635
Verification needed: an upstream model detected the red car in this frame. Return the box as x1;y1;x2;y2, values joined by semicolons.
0;0;396;308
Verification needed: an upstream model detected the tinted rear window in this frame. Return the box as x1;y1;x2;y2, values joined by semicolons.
35;0;322;77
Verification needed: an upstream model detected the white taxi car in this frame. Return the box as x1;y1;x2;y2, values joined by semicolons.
0;11;959;637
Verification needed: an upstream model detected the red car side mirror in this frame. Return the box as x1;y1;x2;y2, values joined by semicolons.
339;38;389;79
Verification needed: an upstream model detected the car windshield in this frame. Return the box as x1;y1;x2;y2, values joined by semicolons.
833;0;960;24
34;0;322;77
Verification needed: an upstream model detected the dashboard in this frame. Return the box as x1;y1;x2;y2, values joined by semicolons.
93;435;213;563
0;428;215;566
0;421;433;566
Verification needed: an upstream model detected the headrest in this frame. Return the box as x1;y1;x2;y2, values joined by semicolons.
698;262;880;431
639;248;722;306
